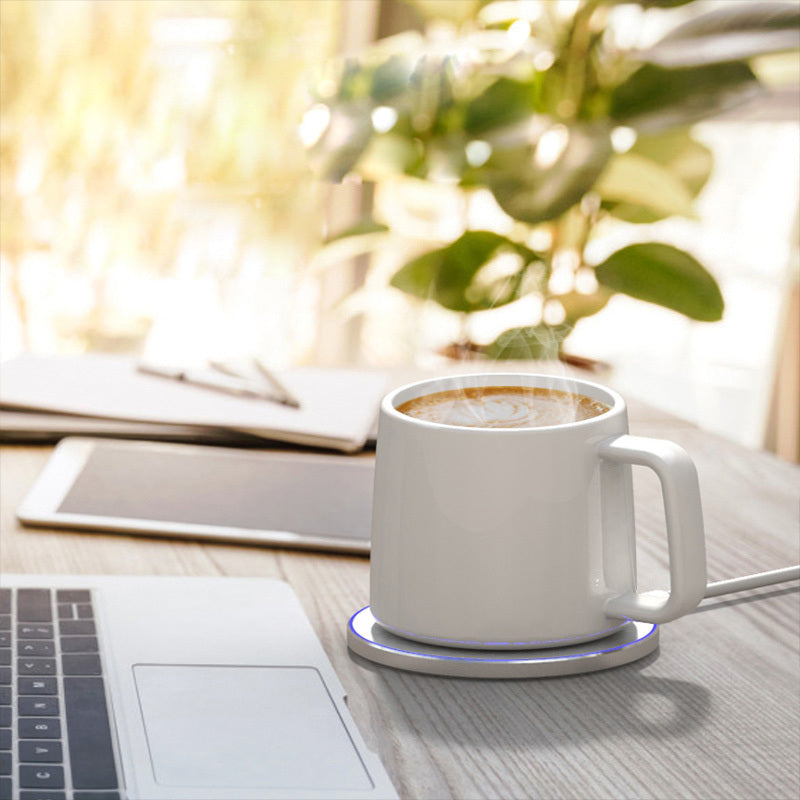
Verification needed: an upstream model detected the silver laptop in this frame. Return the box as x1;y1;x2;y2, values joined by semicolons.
0;574;397;800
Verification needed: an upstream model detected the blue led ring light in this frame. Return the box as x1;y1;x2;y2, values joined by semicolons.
349;607;658;664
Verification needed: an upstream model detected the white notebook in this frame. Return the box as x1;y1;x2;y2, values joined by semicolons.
0;355;387;452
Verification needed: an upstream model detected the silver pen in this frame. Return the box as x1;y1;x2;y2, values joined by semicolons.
137;363;299;407
252;358;301;409
208;358;301;409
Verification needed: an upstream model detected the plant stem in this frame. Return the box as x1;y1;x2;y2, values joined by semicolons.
576;200;599;271
563;0;600;120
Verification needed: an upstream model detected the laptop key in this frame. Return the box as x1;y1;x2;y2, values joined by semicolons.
56;590;90;603
18;659;56;676
17;625;53;640
19;697;59;716
18;718;61;739
58;620;95;636
64;677;117;789
18;642;54;657
61;654;101;676
19;763;65;788
18;678;57;695
59;637;97;654
19;740;63;763
74;794;120;800
17;590;53;623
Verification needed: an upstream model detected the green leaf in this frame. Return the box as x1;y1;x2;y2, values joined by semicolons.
628;128;713;196
595;152;696;219
389;231;534;312
324;219;389;244
594;243;724;321
602;129;713;222
407;0;485;25
558;288;615;324
601;203;664;225
610;62;761;131
483;324;571;360
464;77;539;135
307;102;373;182
485;125;614;225
467;267;529;309
356;134;423;180
662;2;800;40
640;2;800;68
371;54;415;101
618;1;698;7
313;221;390;271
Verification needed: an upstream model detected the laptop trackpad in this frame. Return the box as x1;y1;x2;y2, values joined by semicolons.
133;665;372;790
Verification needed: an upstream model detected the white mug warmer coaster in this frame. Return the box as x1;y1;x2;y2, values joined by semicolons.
347;607;659;679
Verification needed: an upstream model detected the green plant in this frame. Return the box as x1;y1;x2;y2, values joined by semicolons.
305;0;799;359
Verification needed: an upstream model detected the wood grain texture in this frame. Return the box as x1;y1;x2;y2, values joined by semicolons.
1;394;798;800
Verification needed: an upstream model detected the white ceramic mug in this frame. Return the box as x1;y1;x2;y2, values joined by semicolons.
369;373;707;649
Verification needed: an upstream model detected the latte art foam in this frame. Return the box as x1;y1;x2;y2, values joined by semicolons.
396;386;610;429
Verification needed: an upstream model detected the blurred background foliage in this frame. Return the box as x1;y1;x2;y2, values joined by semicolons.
307;0;799;360
0;0;339;358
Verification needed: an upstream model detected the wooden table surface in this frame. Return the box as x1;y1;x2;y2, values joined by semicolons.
1;393;798;800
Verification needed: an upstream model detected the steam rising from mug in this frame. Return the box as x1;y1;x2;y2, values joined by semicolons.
396;386;610;429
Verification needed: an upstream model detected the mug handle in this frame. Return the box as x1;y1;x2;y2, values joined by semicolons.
599;434;707;623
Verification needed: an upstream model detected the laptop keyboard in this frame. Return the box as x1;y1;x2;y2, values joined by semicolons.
0;588;120;800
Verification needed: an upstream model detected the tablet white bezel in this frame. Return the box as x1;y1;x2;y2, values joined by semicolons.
17;437;372;554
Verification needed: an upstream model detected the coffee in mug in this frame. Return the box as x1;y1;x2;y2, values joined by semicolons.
396;386;609;429
370;373;707;649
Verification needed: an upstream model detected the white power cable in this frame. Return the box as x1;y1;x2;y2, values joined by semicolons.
704;565;800;599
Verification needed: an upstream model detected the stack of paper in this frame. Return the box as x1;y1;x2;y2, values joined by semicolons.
0;355;387;452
